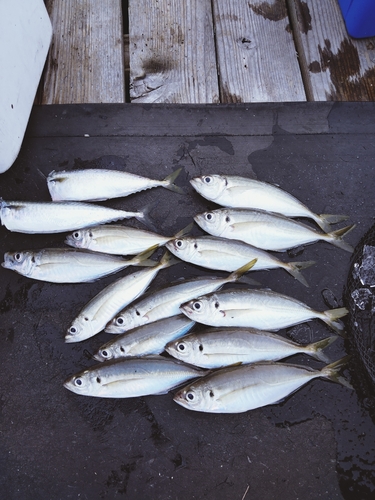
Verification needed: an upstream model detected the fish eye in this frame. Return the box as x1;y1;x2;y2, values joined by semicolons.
116;317;124;325
193;301;202;311
176;240;183;248
186;391;195;401
101;350;108;358
69;326;77;334
74;378;83;386
14;253;22;261
203;176;212;184
73;231;81;239
177;343;186;352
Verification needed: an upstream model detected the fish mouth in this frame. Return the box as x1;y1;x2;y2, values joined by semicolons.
105;322;121;334
65;335;77;343
189;178;200;189
164;344;175;357
92;353;105;362
165;241;176;252
64;236;76;247
180;304;194;317
172;390;189;408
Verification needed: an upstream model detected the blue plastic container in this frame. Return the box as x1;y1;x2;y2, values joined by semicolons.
338;0;375;38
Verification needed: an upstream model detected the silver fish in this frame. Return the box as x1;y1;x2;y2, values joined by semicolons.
2;247;154;283
166;327;337;368
47;168;183;201
105;259;257;334
0;199;148;234
166;235;314;287
180;289;348;335
190;174;348;231
194;208;354;253
94;315;195;361
64;356;205;398
173;356;352;413
65;251;173;343
65;223;192;256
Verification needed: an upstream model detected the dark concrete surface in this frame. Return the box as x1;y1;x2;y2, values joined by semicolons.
0;103;374;499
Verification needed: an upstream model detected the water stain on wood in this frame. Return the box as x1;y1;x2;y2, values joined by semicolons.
221;84;243;103
248;0;287;22
318;38;375;100
309;60;321;73
295;0;312;34
143;57;173;75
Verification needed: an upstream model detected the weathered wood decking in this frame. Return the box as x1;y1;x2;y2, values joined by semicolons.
41;0;375;104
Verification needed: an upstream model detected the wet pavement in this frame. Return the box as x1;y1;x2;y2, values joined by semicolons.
0;103;374;499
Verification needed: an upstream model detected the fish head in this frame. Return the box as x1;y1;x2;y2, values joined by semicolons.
105;308;142;334
190;175;227;202
65;315;96;343
93;344;119;362
165;334;198;363
2;250;36;276
65;228;94;250
63;369;97;396
180;294;224;324
166;237;200;261
173;380;218;412
194;210;228;236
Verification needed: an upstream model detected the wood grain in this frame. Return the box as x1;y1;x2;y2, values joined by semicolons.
212;0;306;102
42;0;125;104
287;0;375;101
128;0;219;103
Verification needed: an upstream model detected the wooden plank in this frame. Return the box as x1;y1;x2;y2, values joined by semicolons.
212;0;306;102
42;0;125;104
128;0;219;103
287;0;375;101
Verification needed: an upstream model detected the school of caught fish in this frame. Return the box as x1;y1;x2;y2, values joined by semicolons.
0;168;354;413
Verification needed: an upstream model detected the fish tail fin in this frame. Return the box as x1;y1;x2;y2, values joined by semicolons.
162;168;185;194
136;201;159;232
321;355;353;389
158;249;180;269
131;244;159;267
325;224;355;253
305;335;338;363
226;258;258;283
173;222;194;239
286;260;315;287
322;307;348;336
317;213;349;232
